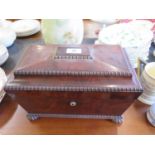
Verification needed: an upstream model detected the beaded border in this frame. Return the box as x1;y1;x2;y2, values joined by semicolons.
5;85;143;92
54;55;93;60
14;70;132;77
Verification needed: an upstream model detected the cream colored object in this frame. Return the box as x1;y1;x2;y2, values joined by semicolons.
0;19;12;29
97;22;153;68
0;68;7;103
41;19;84;44
12;19;41;37
138;62;155;105
145;63;155;79
0;44;9;65
0;28;16;47
0;67;7;88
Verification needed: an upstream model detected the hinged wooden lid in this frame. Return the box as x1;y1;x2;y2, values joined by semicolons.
14;44;132;77
5;44;143;93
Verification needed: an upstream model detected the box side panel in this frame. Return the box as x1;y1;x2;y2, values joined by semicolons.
7;91;141;116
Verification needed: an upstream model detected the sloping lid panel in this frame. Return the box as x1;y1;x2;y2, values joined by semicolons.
14;45;132;77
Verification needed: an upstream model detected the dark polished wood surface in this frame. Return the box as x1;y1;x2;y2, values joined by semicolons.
0;20;155;135
5;44;142;118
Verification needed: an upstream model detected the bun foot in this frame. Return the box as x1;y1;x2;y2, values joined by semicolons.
112;116;123;124
27;114;40;121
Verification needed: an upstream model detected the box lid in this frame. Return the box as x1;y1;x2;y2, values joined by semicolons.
14;44;133;76
5;44;143;93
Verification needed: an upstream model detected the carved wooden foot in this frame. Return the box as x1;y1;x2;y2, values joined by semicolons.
27;114;40;121
112;116;123;124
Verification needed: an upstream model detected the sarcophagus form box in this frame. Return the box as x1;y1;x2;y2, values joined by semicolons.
5;45;143;123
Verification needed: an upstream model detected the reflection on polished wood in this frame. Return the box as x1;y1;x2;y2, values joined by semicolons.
0;19;155;135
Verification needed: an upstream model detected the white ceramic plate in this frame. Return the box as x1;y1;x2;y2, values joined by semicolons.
0;28;16;47
0;19;13;29
12;19;41;37
0;68;7;103
97;22;153;68
129;20;154;30
0;52;9;66
0;44;9;65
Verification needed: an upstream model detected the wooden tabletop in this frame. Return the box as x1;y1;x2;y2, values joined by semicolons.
0;20;155;135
